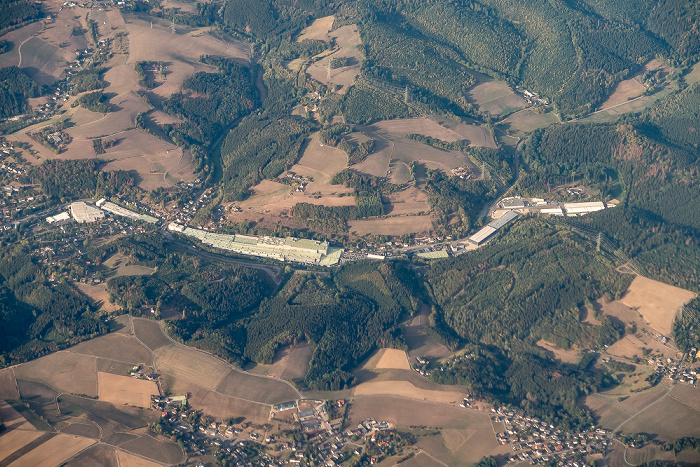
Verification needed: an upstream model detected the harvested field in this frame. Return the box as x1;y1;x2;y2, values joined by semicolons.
17;36;71;85
583;384;667;430
132;318;171;351
13;351;98;397
626;445;675;465
75;283;120;313
306;25;363;93
116;450;163;467
215;369;299;404
60;422;101;438
57;393;155;430
619;393;700;440
0;368;19;399
669;383;700;410
352;380;465;404
0;428;43;463
396;452;444;467
0;401;37;431
373;349;411;370
676;449;700;465
619;276;696;336
155;344;230;390
118;433;184;465
0;22;43;69
536;340;581;364
7;433;96;467
63;444;118;467
173;383;271;423
349;216;433;236
97;372;158;408
466;79;526;116
297;132;349;176
247;342;313;381
70;333;153;366
296;15;334;42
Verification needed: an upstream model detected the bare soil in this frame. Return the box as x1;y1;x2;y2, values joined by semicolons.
349;216;433;236
97;372;158;408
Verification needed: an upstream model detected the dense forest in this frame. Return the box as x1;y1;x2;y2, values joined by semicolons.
0;0;41;34
0;66;44;119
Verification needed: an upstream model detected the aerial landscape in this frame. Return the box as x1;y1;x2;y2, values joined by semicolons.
0;0;699;465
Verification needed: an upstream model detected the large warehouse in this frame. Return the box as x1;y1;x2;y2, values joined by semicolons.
468;211;519;245
173;225;343;266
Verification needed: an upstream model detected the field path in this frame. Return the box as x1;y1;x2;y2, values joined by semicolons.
613;384;673;433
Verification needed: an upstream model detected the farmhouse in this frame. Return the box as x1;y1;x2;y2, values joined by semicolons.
70;202;105;223
178;226;344;266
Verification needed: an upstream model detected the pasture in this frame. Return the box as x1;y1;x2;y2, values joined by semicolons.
13;351;98;397
499;108;560;136
466;77;526;116
349;216;434;236
536;340;581;364
404;312;452;361
597;78;646;109
74;282;120;313
296;15;334;42
306;25;363;93
583;384;667;430
97;372;158;408
373;118;467;143
618;276;696;336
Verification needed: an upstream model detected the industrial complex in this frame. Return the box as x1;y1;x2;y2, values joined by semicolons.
170;224;344;266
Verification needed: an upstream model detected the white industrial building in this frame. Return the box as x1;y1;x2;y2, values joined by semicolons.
70;202;105;223
468;211;519;245
46;212;70;224
563;201;606;215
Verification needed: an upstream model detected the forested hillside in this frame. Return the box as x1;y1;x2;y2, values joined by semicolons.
0;245;107;366
0;66;44;118
0;0;41;34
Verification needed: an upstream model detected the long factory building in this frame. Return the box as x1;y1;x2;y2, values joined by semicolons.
170;224;343;266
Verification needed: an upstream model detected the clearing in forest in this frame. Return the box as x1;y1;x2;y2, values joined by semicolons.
296;16;335;42
352;380;465;404
306;25;363;93
349;216;434;236
466;75;526;116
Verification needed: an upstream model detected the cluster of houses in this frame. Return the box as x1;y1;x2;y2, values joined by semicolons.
450;166;472;179
491;407;610;465
280;172;312;192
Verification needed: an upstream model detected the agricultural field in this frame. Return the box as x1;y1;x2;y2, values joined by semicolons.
97;372;158;408
498;108;560;137
154;344;231;390
5;4;249;190
215;369;300;405
352;380;466;404
362;348;411;371
466;74;526;116
246;342;313;381
63;444;119;467
13;351;99;397
5;433;96;467
69;333;153;366
618;276;696;336
348;396;509;466
74;282;121;313
173;384;271;423
296;15;334;42
306;25;363;93
583;384;667;430
132;318;172;351
103;252;156;277
0;368;19;399
618;390;700;440
403;312;452;361
348;215;434;236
